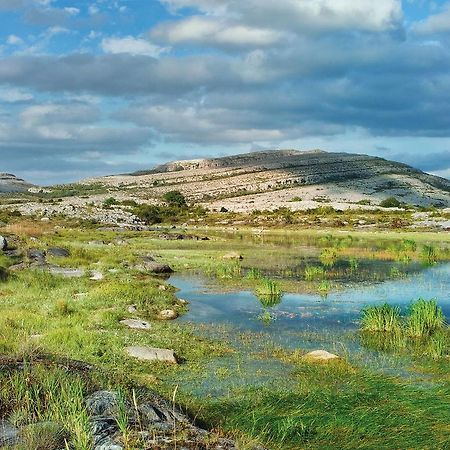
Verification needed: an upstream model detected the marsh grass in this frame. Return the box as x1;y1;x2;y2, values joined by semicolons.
255;278;283;307
407;299;445;338
360;304;402;332
304;266;325;281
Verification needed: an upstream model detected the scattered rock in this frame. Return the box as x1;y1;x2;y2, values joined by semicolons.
158;309;178;320
90;270;104;281
120;319;151;330
49;267;85;278
303;350;339;362
158;233;209;241
47;247;70;257
0;420;19;447
140;260;173;274
223;251;243;260
126;346;178;364
0;236;7;251
127;304;138;314
27;248;46;261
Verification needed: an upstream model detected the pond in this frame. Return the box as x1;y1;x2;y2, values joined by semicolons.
168;262;450;394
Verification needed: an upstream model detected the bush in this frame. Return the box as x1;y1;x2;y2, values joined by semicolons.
163;190;187;208
380;197;401;208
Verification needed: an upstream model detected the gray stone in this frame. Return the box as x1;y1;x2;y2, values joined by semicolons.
127;304;138;314
27;248;46;261
126;346;178;364
0;236;7;251
0;420;19;446
90;270;104;280
158;309;179;320
120;319;151;330
49;266;85;278
86;391;119;417
140;260;173;274
303;350;339;361
47;247;70;257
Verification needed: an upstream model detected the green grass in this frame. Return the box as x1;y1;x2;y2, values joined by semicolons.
407;299;446;338
360;304;402;333
255;278;283;307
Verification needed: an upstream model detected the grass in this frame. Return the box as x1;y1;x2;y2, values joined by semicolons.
407;298;446;337
255;278;283;307
361;304;402;333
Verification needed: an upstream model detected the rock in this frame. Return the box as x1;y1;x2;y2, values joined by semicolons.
27;248;46;261
126;346;178;364
120;319;151;330
141;260;173;274
49;267;85;277
303;350;339;361
47;247;70;257
86;391;120;417
90;270;104;281
127;304;138;314
223;251;243;260
0;235;7;251
158;284;167;291
0;420;19;446
158;309;178;320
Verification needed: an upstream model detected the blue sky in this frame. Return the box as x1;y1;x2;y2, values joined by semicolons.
0;0;450;184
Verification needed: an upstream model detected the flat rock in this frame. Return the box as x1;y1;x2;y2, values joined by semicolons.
223;252;243;260
126;346;178;364
49;266;85;277
47;247;70;257
120;319;151;330
303;350;339;361
27;248;46;261
158;309;178;320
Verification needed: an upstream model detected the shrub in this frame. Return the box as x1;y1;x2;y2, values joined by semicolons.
380;197;401;208
163;190;187;208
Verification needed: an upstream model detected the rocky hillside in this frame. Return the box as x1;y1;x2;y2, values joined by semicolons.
0;173;32;193
87;150;450;211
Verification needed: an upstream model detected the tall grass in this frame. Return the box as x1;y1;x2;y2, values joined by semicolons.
255;278;283;307
304;266;325;281
407;299;445;338
360;304;402;332
421;245;437;265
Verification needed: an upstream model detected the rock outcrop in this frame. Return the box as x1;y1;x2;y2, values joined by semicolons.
0;173;32;193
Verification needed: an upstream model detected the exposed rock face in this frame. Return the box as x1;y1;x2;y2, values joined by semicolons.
85;150;450;211
0;236;7;251
0;173;32;192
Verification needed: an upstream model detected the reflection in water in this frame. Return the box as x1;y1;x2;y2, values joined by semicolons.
169;263;450;391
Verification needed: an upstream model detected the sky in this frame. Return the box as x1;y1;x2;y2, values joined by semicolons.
0;0;450;184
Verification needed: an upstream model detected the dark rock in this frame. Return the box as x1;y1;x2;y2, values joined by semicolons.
27;248;46;261
86;391;120;417
0;236;7;251
141;260;173;274
47;247;70;257
158;233;209;241
0;420;19;446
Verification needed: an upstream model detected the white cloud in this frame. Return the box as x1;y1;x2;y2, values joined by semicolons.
88;4;99;15
101;36;167;57
0;87;33;102
160;0;402;33
6;34;24;45
152;17;283;47
413;4;450;34
64;7;80;16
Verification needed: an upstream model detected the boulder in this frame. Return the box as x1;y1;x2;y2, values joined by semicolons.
0;235;7;251
120;319;151;330
223;251;243;260
0;420;19;446
126;346;178;364
141;261;173;274
27;248;46;261
303;350;339;362
86;391;120;417
158;309;178;320
47;247;70;257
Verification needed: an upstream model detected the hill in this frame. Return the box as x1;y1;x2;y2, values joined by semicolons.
0;173;32;193
86;150;450;211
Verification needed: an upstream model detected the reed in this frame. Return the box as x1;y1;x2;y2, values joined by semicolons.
407;299;445;338
360;303;402;333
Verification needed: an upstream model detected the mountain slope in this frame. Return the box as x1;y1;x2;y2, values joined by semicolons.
85;150;450;210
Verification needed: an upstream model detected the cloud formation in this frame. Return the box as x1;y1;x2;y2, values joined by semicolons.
0;0;449;183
